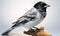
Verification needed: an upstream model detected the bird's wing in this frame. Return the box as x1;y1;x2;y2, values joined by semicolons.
12;11;37;25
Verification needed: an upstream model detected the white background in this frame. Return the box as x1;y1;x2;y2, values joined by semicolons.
0;0;60;36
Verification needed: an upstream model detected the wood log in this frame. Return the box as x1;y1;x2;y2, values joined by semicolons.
24;27;52;36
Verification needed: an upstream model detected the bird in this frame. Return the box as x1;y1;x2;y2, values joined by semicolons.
2;1;50;36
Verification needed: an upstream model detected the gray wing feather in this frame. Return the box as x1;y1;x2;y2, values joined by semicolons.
12;12;37;25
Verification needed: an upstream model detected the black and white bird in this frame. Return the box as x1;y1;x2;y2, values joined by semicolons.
2;1;50;36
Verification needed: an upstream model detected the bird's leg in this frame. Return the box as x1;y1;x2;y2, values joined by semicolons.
31;26;40;30
31;26;40;32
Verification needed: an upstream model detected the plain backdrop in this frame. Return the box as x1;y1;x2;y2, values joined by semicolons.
0;0;60;36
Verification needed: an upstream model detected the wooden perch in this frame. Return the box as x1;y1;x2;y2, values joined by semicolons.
24;27;52;36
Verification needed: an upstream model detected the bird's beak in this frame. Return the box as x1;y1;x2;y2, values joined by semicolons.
44;5;50;7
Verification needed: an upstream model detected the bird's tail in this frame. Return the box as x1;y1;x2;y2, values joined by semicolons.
2;27;14;36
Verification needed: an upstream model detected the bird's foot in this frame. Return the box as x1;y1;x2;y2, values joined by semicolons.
31;26;40;30
24;26;40;35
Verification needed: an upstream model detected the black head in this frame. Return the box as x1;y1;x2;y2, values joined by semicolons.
34;1;50;12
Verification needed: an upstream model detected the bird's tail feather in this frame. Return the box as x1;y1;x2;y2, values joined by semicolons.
2;28;14;36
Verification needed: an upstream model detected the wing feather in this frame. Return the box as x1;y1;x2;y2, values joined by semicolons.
12;12;37;25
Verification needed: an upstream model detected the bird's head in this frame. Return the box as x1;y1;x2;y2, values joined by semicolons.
34;1;50;12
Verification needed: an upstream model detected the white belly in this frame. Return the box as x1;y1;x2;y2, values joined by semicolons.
23;18;43;29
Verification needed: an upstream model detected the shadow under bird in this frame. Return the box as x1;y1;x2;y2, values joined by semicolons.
2;1;50;36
